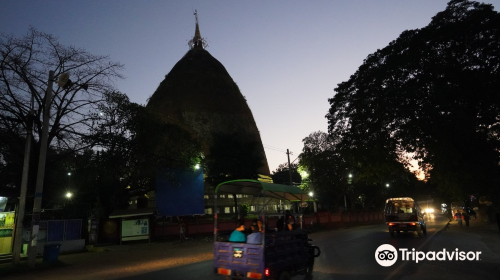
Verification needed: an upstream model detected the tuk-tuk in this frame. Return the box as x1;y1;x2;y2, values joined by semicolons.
213;179;321;280
384;197;427;237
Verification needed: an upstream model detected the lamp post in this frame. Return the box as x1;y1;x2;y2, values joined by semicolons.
27;70;54;267
308;191;317;213
23;71;85;267
345;174;353;209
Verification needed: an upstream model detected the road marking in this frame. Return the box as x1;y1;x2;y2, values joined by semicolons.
383;221;448;280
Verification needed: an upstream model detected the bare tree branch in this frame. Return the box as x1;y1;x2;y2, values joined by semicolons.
0;28;124;153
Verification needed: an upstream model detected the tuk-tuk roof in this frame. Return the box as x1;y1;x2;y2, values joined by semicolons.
385;197;415;203
215;179;309;201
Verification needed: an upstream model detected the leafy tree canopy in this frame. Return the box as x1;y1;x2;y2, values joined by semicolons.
300;131;424;211
271;162;301;186
327;0;500;203
80;91;202;216
205;133;265;186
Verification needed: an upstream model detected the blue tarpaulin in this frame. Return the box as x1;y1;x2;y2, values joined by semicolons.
155;168;204;216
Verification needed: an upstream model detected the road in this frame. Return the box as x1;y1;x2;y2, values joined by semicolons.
116;214;500;280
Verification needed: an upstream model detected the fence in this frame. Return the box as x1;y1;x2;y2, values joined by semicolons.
152;212;384;239
23;219;86;255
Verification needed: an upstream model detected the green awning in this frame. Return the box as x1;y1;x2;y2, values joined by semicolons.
215;179;309;201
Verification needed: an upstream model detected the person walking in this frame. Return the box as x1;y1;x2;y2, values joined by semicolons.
455;210;462;227
179;219;186;242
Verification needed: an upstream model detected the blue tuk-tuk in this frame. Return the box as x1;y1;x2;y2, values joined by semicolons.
213;179;320;280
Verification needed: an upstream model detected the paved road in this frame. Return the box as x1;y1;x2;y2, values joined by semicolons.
116;214;500;280
309;214;500;280
2;215;499;280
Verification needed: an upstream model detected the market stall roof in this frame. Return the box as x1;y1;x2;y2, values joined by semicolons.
215;179;309;201
385;197;415;204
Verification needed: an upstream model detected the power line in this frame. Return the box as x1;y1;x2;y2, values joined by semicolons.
263;144;288;153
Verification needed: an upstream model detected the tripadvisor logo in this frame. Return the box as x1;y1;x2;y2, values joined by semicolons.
375;244;482;267
375;244;398;267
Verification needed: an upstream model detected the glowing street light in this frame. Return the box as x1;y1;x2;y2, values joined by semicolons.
194;164;200;170
66;192;73;199
386;183;390;188
308;192;314;197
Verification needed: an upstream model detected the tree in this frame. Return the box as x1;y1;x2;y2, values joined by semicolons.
271;162;301;185
0;28;124;195
300;131;420;211
204;133;265;186
299;131;348;211
81;91;202;217
327;0;500;204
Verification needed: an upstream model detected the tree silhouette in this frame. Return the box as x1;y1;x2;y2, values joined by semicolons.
0;28;123;197
327;0;500;203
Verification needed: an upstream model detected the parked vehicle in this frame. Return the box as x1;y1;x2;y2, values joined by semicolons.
213;179;321;280
384;197;427;237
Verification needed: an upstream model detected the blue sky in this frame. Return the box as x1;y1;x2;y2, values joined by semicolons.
3;0;500;173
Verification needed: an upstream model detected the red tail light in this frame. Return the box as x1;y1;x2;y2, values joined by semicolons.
217;268;231;275
388;223;395;226
410;222;416;226
265;268;270;277
246;272;263;279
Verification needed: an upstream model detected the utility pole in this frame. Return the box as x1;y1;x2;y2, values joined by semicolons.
12;97;35;264
27;70;54;267
287;149;293;186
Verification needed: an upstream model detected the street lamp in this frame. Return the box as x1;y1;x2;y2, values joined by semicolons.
345;174;353;209
386;183;390;188
66;192;73;199
308;192;314;197
27;70;55;267
26;71;86;267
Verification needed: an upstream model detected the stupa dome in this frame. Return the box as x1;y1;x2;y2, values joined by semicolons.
147;16;270;176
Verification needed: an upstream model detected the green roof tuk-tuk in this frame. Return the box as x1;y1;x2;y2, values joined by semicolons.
213;179;321;280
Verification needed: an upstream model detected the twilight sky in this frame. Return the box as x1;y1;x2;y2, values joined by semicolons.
3;0;500;174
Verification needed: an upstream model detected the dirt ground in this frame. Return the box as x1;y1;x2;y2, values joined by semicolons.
0;237;213;280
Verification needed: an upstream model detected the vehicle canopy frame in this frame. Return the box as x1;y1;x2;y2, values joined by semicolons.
213;179;318;280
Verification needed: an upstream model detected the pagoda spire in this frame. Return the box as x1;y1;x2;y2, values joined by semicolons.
188;10;208;49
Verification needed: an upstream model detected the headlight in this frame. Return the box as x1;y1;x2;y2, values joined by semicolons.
425;208;434;213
